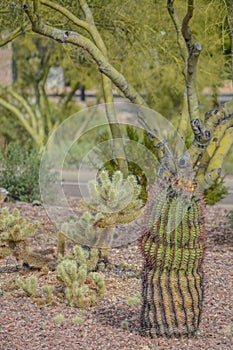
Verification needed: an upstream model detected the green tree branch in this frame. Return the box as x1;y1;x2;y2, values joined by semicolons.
0;26;30;47
0;97;42;146
78;0;128;175
23;1;146;106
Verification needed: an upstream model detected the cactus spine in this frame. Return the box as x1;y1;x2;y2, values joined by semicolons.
139;178;206;337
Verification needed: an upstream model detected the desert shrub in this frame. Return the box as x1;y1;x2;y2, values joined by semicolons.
0;142;41;202
204;177;228;205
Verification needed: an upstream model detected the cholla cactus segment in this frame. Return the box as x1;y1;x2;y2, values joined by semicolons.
61;212;106;247
42;285;54;303
56;260;77;287
56;245;104;308
0;207;39;245
65;282;90;308
76;264;87;285
139;177;206;337
81;170;143;215
73;244;89;265
88;272;105;296
86;248;99;271
73;245;99;272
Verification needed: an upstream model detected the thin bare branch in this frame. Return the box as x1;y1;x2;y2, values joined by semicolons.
181;0;194;50
41;0;90;32
179;0;201;127
167;0;187;71
186;41;202;121
77;0;129;173
23;8;146;106
0;97;42;145
7;89;37;130
78;0;94;25
0;26;29;47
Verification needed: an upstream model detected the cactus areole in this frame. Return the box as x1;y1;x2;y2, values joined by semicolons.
139;177;206;338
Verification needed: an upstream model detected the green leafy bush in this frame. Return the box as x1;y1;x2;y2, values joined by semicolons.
203;177;228;205
0;142;41;202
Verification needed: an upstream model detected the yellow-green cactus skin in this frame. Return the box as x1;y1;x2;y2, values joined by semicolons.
139;178;206;337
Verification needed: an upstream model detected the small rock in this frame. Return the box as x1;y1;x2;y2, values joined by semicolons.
32;200;43;206
0;188;9;203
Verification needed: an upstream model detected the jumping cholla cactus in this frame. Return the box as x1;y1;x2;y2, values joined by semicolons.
62;170;143;249
56;245;105;308
61;212;107;248
0;207;52;269
0;207;39;249
16;275;38;297
81;170;143;223
139;177;205;337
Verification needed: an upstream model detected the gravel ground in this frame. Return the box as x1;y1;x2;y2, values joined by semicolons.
0;203;232;350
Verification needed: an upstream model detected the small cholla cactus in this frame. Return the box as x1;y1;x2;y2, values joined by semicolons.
126;293;141;306
121;320;129;330
81;170;143;224
61;212;110;247
62;170;143;249
88;272;105;296
139;177;206;337
56;245;105;308
53;314;65;323
73;245;99;271
0;207;39;249
16;275;38;297
72;316;85;325
0;208;52;269
42;285;55;303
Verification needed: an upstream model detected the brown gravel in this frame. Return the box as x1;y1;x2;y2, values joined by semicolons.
0;202;232;350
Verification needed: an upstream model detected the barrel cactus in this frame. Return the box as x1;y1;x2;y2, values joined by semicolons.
139;177;206;337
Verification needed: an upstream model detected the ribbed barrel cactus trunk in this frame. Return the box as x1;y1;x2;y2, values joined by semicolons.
139;178;206;337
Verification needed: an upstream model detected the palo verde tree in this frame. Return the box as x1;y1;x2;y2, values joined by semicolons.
1;1;230;145
1;0;233;338
14;0;233;186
